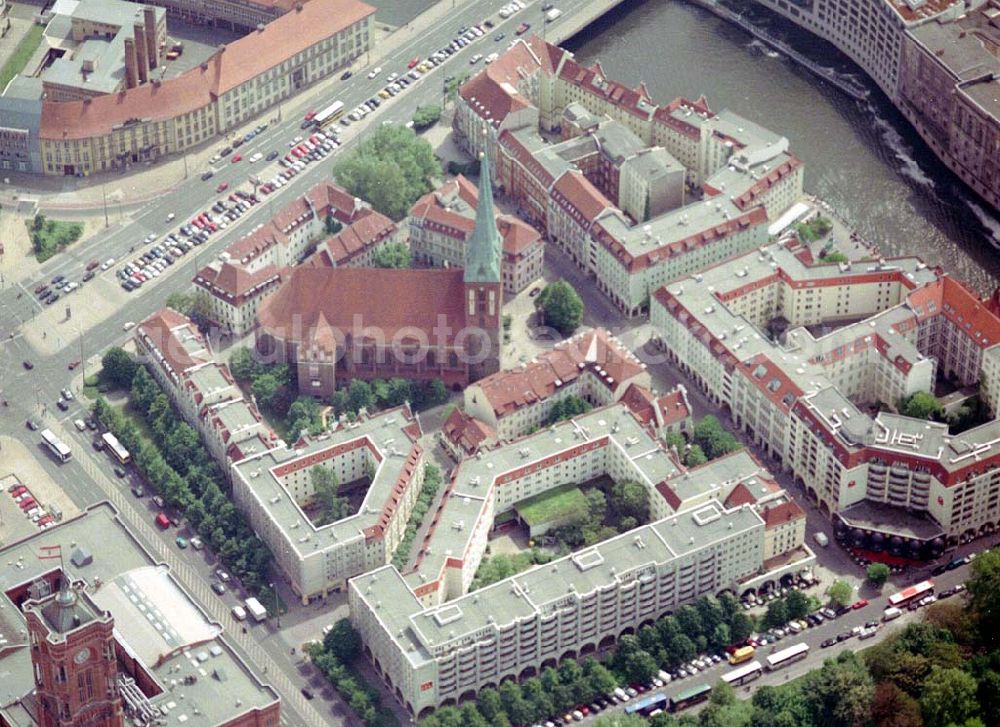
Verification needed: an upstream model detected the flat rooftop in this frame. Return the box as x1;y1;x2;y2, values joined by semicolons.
0;503;278;723
231;406;422;558
838;499;944;540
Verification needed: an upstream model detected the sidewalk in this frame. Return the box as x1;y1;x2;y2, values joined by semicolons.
0;0;481;215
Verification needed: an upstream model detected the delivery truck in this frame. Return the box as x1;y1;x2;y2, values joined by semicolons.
244;597;267;623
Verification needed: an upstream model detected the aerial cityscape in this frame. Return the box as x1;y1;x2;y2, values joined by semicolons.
0;0;998;725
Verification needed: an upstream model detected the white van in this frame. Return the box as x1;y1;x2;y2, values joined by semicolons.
882;606;903;621
788;621;804;634
813;532;829;547
613;687;629;702
231;605;247;621
657;669;672;685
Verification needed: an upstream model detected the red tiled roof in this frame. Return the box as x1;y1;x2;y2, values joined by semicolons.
442;408;496;455
194;261;285;304
458;38;549;126
618;383;656;426
551;170;614;223
724;483;757;509
310;209;397;266
40;0;375;140
762;499;805;528
137;307;208;375
655;481;683;511
472;328;644;418
657;387;690;427
497;215;541;256
257;267;467;343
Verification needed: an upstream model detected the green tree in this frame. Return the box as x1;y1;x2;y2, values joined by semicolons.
543;395;592;425
411;105;442;130
871;682;923;727
920;665;979;727
333;125;441;220
101;347;137;388
622;648;659;684
323;618;361;662
867;562;892;589
899;391;943;420
252;373;281;409
372;242;412;268
710;623;732;651
827;579;853;607
729;611;754;644
535;280;584;336
348;379;376;414
229;347;260;381
684;444;708;466
764;599;788;629
819;251;849;263
325;213;343;235
609;481;649;522
311;467;349;526
785;589;810;620
803;652;874;727
693;415;742;460
443;72;469;105
583;657;617;696
967;548;1000;639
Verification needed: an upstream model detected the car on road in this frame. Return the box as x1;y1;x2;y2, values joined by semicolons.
86;260;100;271
340;70;352;80
175;536;189;549
216;569;231;583
852;598;869;610
57;399;70;411
211;582;226;595
68;360;80;370
51;274;65;284
265;150;279;161
494;32;505;41
820;637;836;648
407;57;420;68
123;321;135;331
367;66;382;79
301;688;314;700
23;360;34;370
201;171;214;181
516;22;531;34
152;495;165;508
61;388;73;400
114;466;126;478
232;154;242;163
216;182;229;193
25;419;40;431
131;484;145;497
470;53;483;64
166;213;175;222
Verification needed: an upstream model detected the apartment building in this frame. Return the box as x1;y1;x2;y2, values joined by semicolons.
350;406;808;718
650;233;1000;551
746;0;998;213
11;0;373;175
408;175;544;295
897;5;999;210
134;307;276;464
193;181;374;336
229;406;425;602
462;327;650;440
456;37;803;316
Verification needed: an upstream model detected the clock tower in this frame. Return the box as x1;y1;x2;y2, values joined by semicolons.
23;580;124;727
463;151;503;381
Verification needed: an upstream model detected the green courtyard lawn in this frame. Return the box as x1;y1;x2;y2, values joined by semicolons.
0;24;44;92
516;483;588;530
26;216;84;262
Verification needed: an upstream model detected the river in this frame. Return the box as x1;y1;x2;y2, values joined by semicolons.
566;0;1000;293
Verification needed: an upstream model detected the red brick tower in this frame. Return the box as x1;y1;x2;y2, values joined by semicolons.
23;580;124;727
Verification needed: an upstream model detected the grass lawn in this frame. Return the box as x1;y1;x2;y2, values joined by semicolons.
26;217;84;262
516;483;588;527
0;24;44;92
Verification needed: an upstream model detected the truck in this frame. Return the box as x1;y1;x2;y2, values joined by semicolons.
244;597;267;622
545;7;562;22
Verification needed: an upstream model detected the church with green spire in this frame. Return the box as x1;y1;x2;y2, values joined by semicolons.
463;153;503;379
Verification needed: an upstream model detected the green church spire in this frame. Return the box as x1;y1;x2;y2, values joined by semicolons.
464;152;502;285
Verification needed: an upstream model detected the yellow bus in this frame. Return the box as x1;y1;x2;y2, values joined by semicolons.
728;645;755;665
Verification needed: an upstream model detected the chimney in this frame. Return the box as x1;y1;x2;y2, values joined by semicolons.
124;38;138;89
133;23;149;83
143;7;158;70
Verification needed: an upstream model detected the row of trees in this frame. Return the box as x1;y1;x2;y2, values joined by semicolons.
470;547;554;591
391;464;444;570
307;620;398;727
92;365;273;595
420;592;753;726
328;377;449;418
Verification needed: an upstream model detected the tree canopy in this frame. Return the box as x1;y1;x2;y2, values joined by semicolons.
101;347;137;389
693;415;742;460
372;241;412;268
333;125;441;220
867;562;892;589
411;105;442;130
899;391;943;420
536;279;584;336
